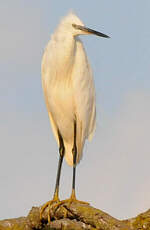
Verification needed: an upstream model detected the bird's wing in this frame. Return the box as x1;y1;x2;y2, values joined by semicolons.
41;49;59;146
72;38;96;159
42;79;59;145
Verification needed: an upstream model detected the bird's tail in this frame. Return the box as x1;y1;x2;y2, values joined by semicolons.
64;141;83;166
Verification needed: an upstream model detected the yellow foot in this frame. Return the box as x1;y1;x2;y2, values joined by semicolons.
53;190;89;217
54;198;89;218
56;198;89;206
40;198;59;223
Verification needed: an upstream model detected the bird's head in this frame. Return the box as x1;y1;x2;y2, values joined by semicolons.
58;12;110;38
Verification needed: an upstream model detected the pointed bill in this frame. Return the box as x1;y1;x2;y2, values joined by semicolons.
72;24;110;38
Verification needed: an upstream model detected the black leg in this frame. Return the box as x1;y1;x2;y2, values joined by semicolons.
40;130;65;221
53;130;65;199
72;121;77;198
40;121;88;221
69;121;89;204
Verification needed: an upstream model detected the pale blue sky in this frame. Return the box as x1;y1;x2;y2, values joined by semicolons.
0;0;150;220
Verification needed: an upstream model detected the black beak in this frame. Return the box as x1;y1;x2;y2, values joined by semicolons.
72;24;110;38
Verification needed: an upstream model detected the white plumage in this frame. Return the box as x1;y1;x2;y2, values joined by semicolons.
42;12;108;166
40;12;109;221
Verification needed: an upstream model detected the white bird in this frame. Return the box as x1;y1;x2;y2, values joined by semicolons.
40;12;109;221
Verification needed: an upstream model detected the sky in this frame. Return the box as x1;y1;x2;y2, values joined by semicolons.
0;0;150;220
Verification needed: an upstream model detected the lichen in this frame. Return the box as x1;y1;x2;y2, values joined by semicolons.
130;209;150;230
0;204;150;230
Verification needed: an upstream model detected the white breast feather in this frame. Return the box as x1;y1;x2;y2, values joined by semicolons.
41;37;96;166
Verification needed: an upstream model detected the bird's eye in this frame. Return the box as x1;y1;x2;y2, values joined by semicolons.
72;24;78;29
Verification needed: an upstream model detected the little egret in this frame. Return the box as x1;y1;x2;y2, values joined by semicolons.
40;12;109;221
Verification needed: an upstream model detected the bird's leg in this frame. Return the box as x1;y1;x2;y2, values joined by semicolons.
40;131;65;222
53;121;88;217
68;121;88;204
71;120;78;201
53;133;65;200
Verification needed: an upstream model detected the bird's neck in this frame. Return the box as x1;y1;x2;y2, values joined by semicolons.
51;33;76;82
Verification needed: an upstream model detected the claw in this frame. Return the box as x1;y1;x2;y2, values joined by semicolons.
52;189;89;218
40;189;89;222
40;199;60;222
40;189;60;223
